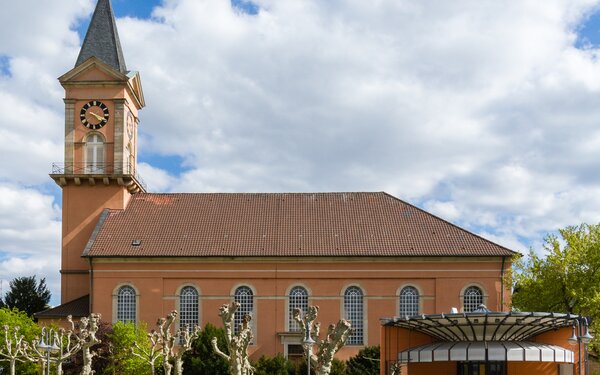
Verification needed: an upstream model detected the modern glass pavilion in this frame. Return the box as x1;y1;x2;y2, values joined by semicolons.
380;307;592;375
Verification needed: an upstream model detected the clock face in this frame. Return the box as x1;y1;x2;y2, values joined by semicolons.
80;100;109;130
126;111;134;139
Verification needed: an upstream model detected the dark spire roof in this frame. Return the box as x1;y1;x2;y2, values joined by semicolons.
76;0;127;73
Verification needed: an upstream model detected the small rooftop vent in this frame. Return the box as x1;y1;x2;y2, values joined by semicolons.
132;239;142;246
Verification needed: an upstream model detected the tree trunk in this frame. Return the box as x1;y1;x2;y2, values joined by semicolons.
163;360;173;375
81;347;94;375
174;358;184;375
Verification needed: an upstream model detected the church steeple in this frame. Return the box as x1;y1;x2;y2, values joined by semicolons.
76;0;127;74
53;0;144;305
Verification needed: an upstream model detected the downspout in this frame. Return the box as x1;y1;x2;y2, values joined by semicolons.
500;256;506;311
88;257;94;314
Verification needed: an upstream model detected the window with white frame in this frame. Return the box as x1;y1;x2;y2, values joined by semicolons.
179;286;199;333
344;286;364;345
463;286;484;312
234;286;254;334
85;133;105;173
117;285;136;323
399;286;419;316
288;286;308;332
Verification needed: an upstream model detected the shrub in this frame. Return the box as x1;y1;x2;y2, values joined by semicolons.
346;345;380;375
254;353;296;375
182;323;229;375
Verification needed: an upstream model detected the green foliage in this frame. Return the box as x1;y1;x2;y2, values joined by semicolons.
182;323;229;375
512;223;600;353
331;358;347;375
0;308;41;375
254;354;296;375
346;346;380;375
3;276;51;317
297;357;346;375
106;321;155;375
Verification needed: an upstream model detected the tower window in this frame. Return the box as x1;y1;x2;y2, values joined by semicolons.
85;133;105;174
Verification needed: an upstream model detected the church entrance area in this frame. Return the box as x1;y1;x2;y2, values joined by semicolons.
457;361;506;375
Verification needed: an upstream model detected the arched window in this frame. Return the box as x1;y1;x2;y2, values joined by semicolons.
344;286;364;345
463;286;484;312
234;286;254;334
288;286;308;332
179;286;199;333
85;133;105;173
117;285;136;323
399;286;419;316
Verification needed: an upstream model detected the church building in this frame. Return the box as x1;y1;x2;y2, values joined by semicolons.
38;0;520;362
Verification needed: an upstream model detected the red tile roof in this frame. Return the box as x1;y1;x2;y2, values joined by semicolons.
84;192;515;258
34;295;90;319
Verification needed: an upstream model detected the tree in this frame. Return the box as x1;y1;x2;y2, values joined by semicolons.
106;321;156;375
346;346;380;375
182;323;229;375
0;308;40;375
3;276;51;317
512;223;600;352
63;319;112;375
211;302;255;375
293;306;352;375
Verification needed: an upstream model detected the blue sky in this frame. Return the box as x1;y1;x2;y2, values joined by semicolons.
2;0;600;305
577;8;600;47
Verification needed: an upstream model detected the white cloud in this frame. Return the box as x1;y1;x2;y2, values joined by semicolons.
125;0;600;247
0;184;61;304
1;0;600;302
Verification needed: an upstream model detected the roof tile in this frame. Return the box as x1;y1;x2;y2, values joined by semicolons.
86;192;515;258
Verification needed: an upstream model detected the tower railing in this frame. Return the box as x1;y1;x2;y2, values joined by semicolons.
51;162;147;191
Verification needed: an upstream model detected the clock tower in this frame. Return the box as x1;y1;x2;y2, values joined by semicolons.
50;0;145;305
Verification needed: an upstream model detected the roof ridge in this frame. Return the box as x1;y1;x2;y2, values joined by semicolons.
134;191;385;196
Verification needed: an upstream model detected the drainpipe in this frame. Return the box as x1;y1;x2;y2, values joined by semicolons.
88;257;94;314
500;256;506;311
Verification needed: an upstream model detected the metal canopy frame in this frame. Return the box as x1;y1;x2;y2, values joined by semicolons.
398;341;575;363
381;311;580;342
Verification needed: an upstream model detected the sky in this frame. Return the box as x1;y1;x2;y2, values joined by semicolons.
1;0;600;306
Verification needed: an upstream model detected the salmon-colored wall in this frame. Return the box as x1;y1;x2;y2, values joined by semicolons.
507;362;559;375
61;184;131;302
90;257;506;360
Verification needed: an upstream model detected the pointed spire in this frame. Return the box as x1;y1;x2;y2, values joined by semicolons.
76;0;127;73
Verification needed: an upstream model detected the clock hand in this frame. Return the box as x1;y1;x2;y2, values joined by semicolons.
89;112;105;121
